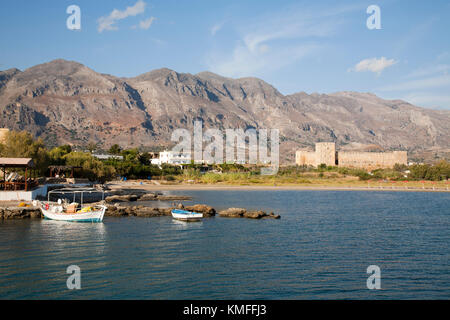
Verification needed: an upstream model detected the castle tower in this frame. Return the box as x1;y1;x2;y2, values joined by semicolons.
0;128;9;144
315;142;336;166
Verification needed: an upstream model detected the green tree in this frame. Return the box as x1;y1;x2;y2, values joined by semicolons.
64;152;116;182
108;144;122;155
48;145;72;165
86;141;98;153
0;130;49;174
138;152;152;165
121;148;140;162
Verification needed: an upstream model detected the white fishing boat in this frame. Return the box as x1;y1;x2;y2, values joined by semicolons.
171;209;203;222
37;188;107;223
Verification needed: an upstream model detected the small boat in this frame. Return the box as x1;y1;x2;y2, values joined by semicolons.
37;188;107;223
171;209;203;222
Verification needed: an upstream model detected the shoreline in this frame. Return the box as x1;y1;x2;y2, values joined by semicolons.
107;182;450;193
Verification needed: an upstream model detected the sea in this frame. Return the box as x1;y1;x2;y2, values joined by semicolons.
0;190;448;299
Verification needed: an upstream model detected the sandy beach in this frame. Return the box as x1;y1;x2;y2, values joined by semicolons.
106;181;450;193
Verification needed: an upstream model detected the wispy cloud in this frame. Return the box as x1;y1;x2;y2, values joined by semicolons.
401;92;450;109
349;57;397;74
406;64;450;79
139;17;156;30
378;57;450;109
211;22;224;36
206;4;360;78
379;74;450;92
98;0;147;33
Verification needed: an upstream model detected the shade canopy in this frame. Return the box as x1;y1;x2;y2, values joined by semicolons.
0;158;34;168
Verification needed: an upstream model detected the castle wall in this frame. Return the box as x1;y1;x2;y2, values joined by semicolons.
338;151;407;169
295;151;316;166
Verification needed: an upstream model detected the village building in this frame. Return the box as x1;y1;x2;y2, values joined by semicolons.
151;151;191;165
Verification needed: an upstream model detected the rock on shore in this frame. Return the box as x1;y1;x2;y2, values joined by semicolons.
105;193;192;203
0;207;42;220
219;208;280;219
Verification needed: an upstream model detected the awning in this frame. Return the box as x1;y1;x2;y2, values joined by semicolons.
0;158;34;168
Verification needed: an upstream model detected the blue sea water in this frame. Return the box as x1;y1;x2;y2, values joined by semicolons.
0;190;449;300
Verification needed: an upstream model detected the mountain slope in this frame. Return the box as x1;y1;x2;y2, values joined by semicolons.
0;59;449;162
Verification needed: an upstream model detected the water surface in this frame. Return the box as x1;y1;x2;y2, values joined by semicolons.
0;190;449;299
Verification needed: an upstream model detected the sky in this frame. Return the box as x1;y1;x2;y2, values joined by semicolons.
0;0;449;109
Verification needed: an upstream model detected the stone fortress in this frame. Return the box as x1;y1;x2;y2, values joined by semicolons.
296;142;407;170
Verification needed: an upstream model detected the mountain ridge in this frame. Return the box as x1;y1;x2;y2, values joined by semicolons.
0;59;449;162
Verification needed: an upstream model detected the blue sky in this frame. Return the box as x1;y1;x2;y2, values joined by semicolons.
1;0;449;109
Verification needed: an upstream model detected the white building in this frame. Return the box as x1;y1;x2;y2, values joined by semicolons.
93;154;124;161
151;151;191;165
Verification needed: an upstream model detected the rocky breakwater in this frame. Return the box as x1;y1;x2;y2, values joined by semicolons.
219;208;281;220
0;206;42;220
105;192;192;203
105;203;216;218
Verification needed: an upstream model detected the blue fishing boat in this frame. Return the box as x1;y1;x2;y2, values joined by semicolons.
171;209;203;222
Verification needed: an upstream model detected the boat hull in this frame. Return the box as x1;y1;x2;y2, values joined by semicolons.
171;210;203;222
40;206;106;223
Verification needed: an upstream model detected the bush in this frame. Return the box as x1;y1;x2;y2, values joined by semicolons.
64;152;116;182
409;161;450;181
354;170;371;181
201;173;223;184
165;175;176;181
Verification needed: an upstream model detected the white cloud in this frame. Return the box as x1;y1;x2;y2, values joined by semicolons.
206;4;359;78
139;17;156;30
98;0;147;33
349;57;397;74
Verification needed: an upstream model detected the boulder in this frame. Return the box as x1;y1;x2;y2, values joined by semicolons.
265;212;281;220
156;195;192;201
219;208;246;218
1;207;41;219
29;210;43;219
105;195;138;203
185;204;216;217
138;193;158;201
134;207;165;217
219;208;280;219
244;210;266;219
105;205;129;217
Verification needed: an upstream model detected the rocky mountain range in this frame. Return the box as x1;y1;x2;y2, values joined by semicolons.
0;59;449;163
